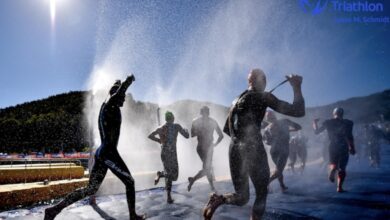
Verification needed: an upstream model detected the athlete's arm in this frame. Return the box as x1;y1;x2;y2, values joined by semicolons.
261;121;269;129
116;75;135;97
223;117;231;136
286;119;302;132
148;128;161;144
178;124;190;139
347;120;356;155
266;75;305;117
213;121;224;147
191;121;197;138
263;127;273;145
108;75;135;105
313;119;326;135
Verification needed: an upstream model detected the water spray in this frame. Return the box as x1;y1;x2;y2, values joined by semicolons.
157;107;161;126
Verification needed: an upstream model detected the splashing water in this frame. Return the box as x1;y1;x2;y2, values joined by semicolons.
84;0;327;194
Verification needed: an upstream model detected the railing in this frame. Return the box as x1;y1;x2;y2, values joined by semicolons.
0;158;88;184
0;158;89;169
0;158;83;168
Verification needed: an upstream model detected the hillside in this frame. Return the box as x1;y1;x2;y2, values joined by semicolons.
0;89;389;153
0;91;90;153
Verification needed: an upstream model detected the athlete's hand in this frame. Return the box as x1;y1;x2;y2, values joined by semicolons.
349;147;356;155
126;74;136;84
286;74;302;88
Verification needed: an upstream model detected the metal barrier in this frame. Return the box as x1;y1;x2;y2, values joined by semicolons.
0;158;88;168
0;158;86;184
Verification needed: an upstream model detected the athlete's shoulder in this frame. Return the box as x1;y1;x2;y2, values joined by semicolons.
209;117;220;128
344;119;354;126
209;117;218;123
280;118;291;124
174;123;183;129
192;117;202;123
322;119;333;126
156;125;164;131
263;91;275;99
232;90;248;106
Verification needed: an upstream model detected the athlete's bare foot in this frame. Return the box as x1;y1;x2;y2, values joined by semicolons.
44;206;60;220
281;185;288;193
131;213;147;219
328;169;336;183
167;196;174;204
203;193;225;220
187;177;194;192
89;195;97;205
154;171;163;185
337;187;346;193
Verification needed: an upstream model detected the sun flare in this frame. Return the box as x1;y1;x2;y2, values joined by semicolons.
50;0;56;27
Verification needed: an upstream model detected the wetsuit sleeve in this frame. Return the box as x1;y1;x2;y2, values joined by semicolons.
116;76;134;96
177;124;190;139
265;92;305;117
314;120;327;135
285;119;302;131
107;76;134;106
346;120;355;152
223;117;231;136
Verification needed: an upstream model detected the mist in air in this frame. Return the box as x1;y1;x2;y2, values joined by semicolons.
84;0;333;194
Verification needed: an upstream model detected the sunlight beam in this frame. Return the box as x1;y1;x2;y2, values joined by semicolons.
50;0;56;28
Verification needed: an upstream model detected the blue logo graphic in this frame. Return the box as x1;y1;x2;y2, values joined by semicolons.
299;0;329;15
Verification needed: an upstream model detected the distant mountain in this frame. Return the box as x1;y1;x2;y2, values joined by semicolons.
285;89;390;133
0;91;89;153
0;89;389;153
307;89;390;124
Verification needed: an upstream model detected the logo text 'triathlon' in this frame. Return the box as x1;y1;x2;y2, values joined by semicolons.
331;1;384;12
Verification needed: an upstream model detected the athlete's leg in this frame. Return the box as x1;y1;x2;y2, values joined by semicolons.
299;145;307;172
224;142;250;205
276;152;289;191
44;159;107;220
191;146;207;182
269;149;280;184
288;147;297;173
248;143;270;219
205;149;215;190
104;151;145;219
162;150;178;203
188;147;207;191
328;147;338;183
154;170;165;185
203;141;249;220
337;153;349;193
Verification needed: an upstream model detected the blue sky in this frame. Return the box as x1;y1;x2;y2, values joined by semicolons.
0;0;389;108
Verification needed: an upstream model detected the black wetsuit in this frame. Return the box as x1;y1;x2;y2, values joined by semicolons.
264;119;301;174
154;123;189;191
289;135;308;171
318;119;354;170
190;116;223;188
46;79;139;218
222;89;305;218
